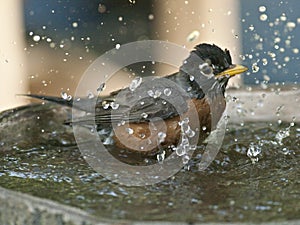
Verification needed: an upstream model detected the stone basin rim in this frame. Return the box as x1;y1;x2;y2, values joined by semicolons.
0;186;299;225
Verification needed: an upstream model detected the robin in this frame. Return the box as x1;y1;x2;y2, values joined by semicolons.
26;43;248;157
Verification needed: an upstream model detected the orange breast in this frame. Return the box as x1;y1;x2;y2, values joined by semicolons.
112;96;226;154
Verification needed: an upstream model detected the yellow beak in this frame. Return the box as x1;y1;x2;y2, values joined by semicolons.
216;64;248;78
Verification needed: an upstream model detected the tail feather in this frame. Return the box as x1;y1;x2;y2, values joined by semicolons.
20;94;105;113
21;94;73;107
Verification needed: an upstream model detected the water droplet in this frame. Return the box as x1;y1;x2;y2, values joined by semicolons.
187;30;200;42
87;92;94;99
181;135;189;146
280;13;287;21
102;103;110;109
110;102;119;110
275;128;290;145
61;92;72;101
189;145;197;151
284;56;290;62
260;83;267;90
175;146;185;156
292;48;299;54
286;21;296;29
257;99;264;107
281;147;290;155
252;63;260;73
129;77;142;91
182;155;190;164
260;14;268;21
164;88;172;96
249;25;255;31
147;90;154;97
72;22;78;28
157;151;165;162
274;37;281;43
179;122;189;133
262;58;268;65
263;75;270;81
103;137;113;145
268;51;276;58
185;127;195;137
183;117;190;124
98;4;106;13
275;105;284;116
139;133;146;139
126;127;134;134
153;90;162;98
258;5;266;12
157;132;166;143
240;55;246;60
115;43;121;49
97;83;106;92
148;90;161;98
141;112;148;119
148;14;154;20
33;35;41;42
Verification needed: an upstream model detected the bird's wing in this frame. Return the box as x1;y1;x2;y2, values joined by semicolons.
22;77;191;125
93;96;184;124
77;78;191;125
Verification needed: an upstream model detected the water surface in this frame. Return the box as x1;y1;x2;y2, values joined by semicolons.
0;103;299;223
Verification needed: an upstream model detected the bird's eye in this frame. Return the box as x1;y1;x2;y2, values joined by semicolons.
199;62;213;76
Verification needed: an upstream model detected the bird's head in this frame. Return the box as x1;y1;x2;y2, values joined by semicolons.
193;43;248;85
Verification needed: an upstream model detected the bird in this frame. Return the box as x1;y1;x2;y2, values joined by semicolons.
25;43;248;159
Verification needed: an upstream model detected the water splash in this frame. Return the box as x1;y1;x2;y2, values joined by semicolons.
246;120;295;163
170;118;197;163
247;142;262;163
275;120;295;153
275;128;290;145
61;92;72;101
157;151;165;163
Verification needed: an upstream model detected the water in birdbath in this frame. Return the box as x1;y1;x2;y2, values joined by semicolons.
0;102;299;223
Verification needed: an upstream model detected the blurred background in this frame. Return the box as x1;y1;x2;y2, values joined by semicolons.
0;0;299;111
